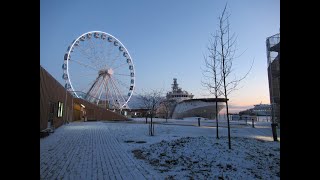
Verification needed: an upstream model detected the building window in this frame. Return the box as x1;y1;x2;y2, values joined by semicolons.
57;101;63;117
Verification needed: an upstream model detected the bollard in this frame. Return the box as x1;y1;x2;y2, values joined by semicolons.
252;118;255;128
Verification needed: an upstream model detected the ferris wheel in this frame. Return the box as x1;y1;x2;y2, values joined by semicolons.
62;31;135;109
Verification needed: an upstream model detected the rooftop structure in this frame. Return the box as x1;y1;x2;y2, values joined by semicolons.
166;78;194;102
266;33;280;126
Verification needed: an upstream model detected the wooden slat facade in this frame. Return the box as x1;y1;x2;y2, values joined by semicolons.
40;66;73;131
40;65;128;131
73;98;128;121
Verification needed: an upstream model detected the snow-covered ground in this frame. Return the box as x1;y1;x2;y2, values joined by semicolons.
40;117;280;179
116;117;279;179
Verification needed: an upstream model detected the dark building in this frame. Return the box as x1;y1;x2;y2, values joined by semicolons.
266;33;280;127
40;65;128;134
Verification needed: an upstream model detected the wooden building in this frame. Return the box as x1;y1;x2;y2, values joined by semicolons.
40;65;127;133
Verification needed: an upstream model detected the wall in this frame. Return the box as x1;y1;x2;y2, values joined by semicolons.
268;57;280;125
40;65;128;131
73;98;128;121
40;66;73;131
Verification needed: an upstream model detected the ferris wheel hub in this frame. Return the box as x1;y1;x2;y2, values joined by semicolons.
107;68;114;75
98;68;114;76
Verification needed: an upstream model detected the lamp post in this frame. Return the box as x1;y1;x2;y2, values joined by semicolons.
251;115;255;128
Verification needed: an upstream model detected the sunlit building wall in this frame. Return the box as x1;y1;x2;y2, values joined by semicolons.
266;33;280;126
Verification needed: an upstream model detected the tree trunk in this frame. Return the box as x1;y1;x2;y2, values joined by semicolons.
153;119;155;135
150;115;153;136
225;100;231;149
149;118;151;136
215;96;219;139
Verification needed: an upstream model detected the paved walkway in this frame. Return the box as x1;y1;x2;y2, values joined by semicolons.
40;122;158;180
40;120;278;179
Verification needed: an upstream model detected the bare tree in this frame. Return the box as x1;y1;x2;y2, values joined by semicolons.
158;99;172;122
202;31;223;139
215;4;253;149
137;89;164;136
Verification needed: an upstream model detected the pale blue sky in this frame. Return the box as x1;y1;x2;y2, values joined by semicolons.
40;0;280;112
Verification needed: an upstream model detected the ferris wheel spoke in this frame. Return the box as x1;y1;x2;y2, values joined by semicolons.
99;47;113;70
76;73;98;78
95;84;105;104
104;78;111;108
85;46;103;70
112;76;132;91
113;73;131;77
108;51;122;69
79;76;100;93
78;39;104;70
108;77;121;108
110;77;127;107
77;44;99;66
112;62;128;70
109;81;121;107
95;43;106;69
77;46;93;60
86;75;104;101
100;76;109;99
101;76;115;108
90;42;103;69
96;81;105;105
89;39;104;69
102;42;114;69
106;37;120;66
92;77;105;103
104;77;116;109
86;76;100;97
70;59;100;71
87;37;96;57
98;38;109;61
88;38;113;71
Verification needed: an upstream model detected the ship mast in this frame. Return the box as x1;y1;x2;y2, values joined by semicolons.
172;78;179;92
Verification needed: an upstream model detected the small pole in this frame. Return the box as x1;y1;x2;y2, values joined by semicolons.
198;117;201;126
153;120;155;135
252;117;255;128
